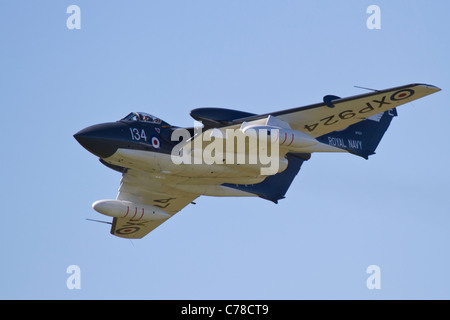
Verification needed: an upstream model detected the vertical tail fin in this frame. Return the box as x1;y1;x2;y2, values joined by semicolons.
316;109;398;159
222;153;309;203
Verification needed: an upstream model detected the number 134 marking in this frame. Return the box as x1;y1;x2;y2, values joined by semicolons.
130;128;147;141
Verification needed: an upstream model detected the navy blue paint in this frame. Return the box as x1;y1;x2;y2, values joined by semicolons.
99;159;127;173
73;118;178;158
222;154;307;203
316;108;398;159
323;95;341;108
190;107;256;127
73;122;124;158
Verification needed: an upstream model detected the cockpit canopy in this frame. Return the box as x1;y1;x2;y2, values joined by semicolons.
121;112;169;126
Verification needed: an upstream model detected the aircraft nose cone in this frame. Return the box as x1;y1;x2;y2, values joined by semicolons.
74;123;119;158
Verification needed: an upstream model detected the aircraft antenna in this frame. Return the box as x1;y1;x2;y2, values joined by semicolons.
354;85;381;92
86;218;112;225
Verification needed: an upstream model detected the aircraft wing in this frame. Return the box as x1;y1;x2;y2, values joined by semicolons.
111;169;199;239
233;83;441;137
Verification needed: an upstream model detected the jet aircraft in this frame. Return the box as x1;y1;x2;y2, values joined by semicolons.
74;83;440;239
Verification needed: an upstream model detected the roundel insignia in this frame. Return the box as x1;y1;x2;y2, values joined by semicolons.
151;136;161;149
391;89;415;101
116;227;140;235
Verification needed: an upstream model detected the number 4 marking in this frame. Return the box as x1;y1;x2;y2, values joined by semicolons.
140;129;147;141
304;123;318;132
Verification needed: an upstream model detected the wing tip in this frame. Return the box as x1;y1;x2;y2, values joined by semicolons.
412;83;441;92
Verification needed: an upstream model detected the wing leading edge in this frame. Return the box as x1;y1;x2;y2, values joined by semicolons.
230;83;441;137
111;169;199;239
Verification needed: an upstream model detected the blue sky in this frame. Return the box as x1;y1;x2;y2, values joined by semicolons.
0;0;449;299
